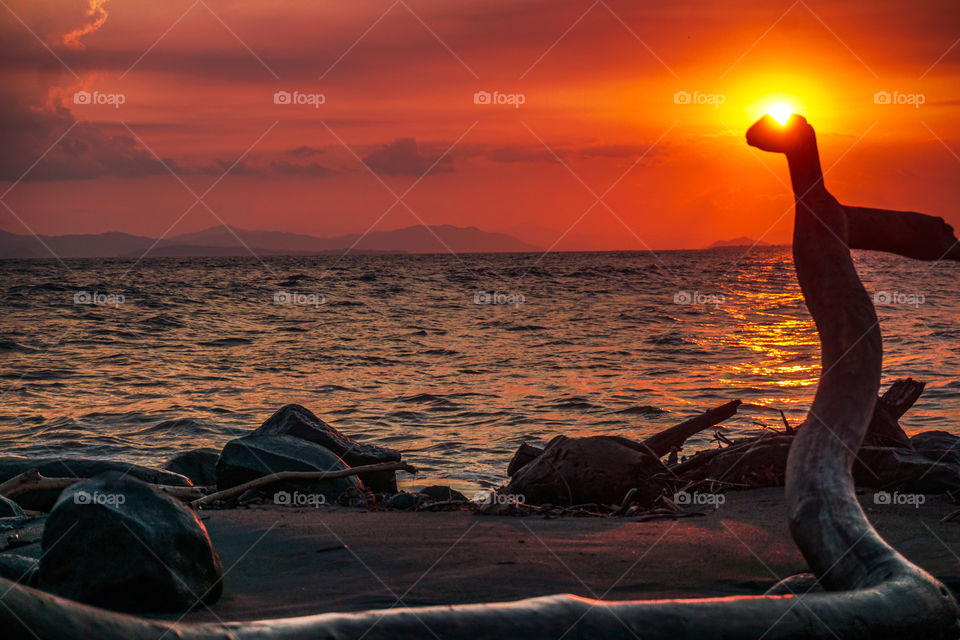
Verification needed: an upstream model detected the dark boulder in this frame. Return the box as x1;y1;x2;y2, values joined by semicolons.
162;448;220;486
507;435;669;507
254;404;401;492
854;446;960;493
0;554;38;587
911;431;960;466
0;457;193;512
37;473;222;613
216;434;362;503
0;495;25;518
418;485;468;502
507;442;544;477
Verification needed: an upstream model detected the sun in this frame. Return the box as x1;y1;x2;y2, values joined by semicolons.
768;102;793;126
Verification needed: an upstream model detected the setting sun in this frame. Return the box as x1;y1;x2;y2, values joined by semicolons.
768;103;794;125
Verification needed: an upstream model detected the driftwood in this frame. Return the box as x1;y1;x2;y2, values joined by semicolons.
191;462;418;507
845;205;960;262
0;470;209;503
507;400;742;477
1;115;959;639
672;376;926;484
0;516;46;552
863;378;921;448
638;399;741;458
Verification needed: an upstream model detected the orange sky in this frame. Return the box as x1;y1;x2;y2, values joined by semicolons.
2;0;958;250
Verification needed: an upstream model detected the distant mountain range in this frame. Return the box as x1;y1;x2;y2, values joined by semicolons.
707;236;772;249
0;225;542;259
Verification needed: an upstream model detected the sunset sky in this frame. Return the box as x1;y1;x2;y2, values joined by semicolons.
2;0;958;250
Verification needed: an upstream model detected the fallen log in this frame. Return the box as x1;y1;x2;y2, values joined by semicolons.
638;399;741;458
191;461;418;507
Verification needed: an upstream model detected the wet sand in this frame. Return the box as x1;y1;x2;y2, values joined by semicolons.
136;488;960;623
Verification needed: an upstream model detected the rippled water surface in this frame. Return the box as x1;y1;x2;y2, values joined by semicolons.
1;248;958;490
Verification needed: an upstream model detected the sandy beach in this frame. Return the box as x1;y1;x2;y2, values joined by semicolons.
10;487;939;623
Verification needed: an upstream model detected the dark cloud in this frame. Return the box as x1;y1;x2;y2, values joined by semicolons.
481;142;660;164
0;95;172;181
578;143;661;159
270;160;336;177
487;146;558;164
287;146;325;158
362;138;453;176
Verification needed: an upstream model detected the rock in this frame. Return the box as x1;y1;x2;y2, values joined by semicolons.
0;554;38;586
386;492;417;510
911;431;960;466
418;486;468;502
0;457;193;512
216;434;362;503
254;404;401;492
506;435;669;507
854;446;960;493
37;472;223;613
162;448;220;486
507;442;544;477
0;495;25;518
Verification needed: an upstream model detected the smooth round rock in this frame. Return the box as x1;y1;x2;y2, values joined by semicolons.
37;472;223;613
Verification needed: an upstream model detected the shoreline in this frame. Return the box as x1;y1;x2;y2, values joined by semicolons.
10;487;953;623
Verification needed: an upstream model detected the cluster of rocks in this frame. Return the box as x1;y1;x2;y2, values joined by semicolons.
0;404;418;614
2;387;958;613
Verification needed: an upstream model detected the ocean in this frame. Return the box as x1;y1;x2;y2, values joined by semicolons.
1;247;957;491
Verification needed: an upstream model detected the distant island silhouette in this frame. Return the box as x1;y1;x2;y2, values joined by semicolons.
0;225;542;259
707;236;773;249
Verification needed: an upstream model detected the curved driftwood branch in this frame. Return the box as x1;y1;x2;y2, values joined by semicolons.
0;469;209;502
1;115;956;639
191;462;418;507
845;205;960;262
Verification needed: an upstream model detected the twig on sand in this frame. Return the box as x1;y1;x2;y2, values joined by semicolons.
191;462;418;507
0;470;209;502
